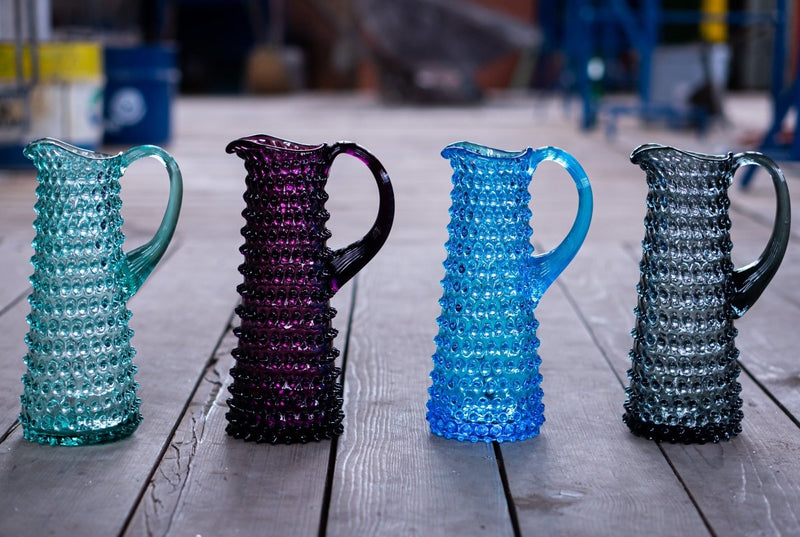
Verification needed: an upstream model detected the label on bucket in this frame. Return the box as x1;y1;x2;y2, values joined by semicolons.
107;87;147;129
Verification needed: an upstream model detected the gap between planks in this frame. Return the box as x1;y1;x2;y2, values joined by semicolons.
318;276;360;537
554;275;718;537
493;442;523;537
560;240;800;536
119;306;238;537
120;272;358;537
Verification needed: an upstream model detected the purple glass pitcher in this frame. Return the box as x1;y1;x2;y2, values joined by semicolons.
225;135;394;443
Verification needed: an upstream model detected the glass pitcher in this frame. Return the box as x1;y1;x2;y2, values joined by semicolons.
624;144;791;443
225;134;394;443
20;137;182;445
427;142;593;442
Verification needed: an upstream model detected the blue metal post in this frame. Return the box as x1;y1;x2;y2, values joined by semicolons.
741;0;792;188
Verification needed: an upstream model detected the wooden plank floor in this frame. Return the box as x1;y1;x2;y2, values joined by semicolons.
1;93;798;536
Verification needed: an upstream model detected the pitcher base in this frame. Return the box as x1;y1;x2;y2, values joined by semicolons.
21;413;143;446
623;412;742;444
427;414;543;443
225;420;344;444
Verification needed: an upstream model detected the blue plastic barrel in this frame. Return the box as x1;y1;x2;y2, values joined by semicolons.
103;45;179;145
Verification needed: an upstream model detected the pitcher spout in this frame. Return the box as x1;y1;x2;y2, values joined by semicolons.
631;143;733;166
226;134;324;158
441;141;532;162
23;137;112;163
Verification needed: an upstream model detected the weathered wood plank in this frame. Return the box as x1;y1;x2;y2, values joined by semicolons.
1;92;798;537
0;171;37;313
725;206;800;306
478;131;712;535
325;242;515;537
728;161;800;244
0;240;239;536
319;124;519;535
0;298;29;435
0;238;33;314
662;377;800;537
122;287;353;537
564;242;800;536
502;280;710;536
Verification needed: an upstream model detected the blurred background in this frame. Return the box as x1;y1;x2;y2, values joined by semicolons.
1;0;798;169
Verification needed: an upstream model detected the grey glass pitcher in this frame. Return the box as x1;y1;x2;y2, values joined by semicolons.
624;144;791;443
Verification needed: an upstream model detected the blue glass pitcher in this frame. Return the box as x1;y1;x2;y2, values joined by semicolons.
428;142;593;442
20;138;182;446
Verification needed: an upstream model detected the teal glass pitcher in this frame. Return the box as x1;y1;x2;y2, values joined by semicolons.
20;138;183;445
427;142;593;442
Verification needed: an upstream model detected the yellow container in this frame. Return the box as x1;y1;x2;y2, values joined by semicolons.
0;41;104;165
701;0;728;44
0;41;102;81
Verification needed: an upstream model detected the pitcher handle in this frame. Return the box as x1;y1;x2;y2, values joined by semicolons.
729;152;791;317
119;145;184;298
529;147;593;299
327;142;395;291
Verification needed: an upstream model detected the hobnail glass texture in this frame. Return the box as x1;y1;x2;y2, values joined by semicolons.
225;135;393;444
427;142;592;442
20;138;182;446
625;144;791;443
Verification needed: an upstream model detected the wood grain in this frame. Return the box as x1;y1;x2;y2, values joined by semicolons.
0;298;29;435
0;93;798;537
0;238;33;313
502;279;710;536
563;242;800;536
326;242;515;537
123;287;354;537
0;240;239;536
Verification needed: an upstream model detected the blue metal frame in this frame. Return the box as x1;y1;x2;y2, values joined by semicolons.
561;0;791;150
741;0;797;187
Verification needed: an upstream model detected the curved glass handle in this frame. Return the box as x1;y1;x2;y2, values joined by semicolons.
529;147;593;299
119;145;183;298
327;142;395;292
729;152;791;317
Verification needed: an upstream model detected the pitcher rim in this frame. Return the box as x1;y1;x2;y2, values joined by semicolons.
225;134;324;155
631;143;733;164
23;137;115;161
442;141;532;161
